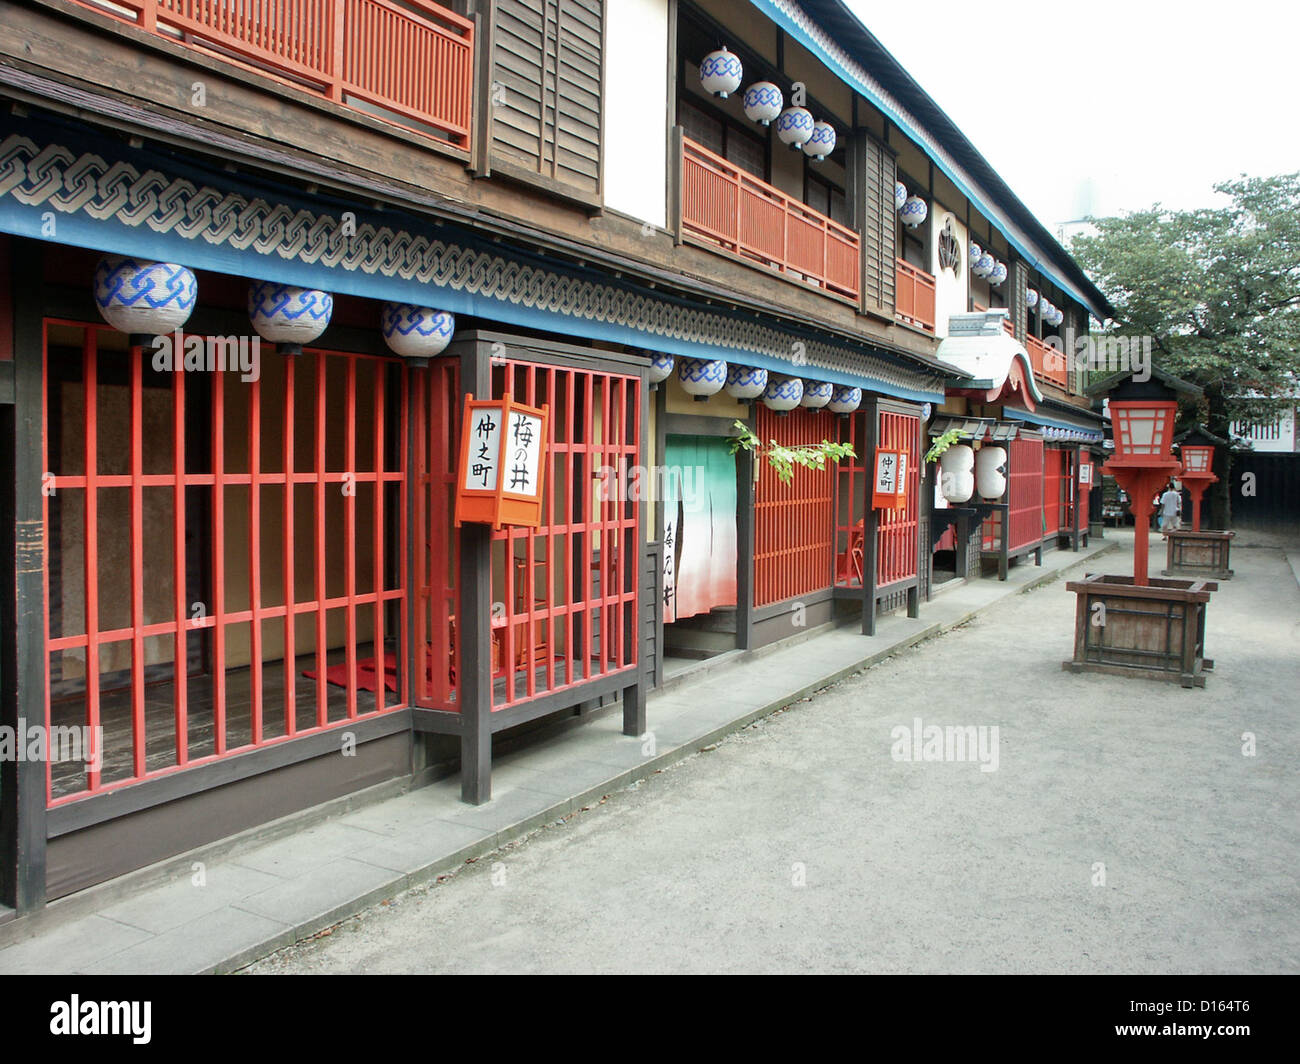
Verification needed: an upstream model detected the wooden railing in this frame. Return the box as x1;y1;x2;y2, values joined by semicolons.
1026;334;1069;390
75;0;474;146
895;259;936;333
681;137;860;300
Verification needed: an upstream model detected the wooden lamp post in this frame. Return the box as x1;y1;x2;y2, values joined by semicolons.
1174;427;1221;531
1165;426;1235;580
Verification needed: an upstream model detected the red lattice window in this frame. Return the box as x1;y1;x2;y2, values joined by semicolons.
875;410;920;588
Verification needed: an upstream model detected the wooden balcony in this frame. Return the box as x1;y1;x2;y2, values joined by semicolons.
681;137;860;300
895;259;936;334
1027;333;1069;390
71;0;474;147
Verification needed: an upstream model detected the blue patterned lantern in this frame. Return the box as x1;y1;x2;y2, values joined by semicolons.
761;375;803;414
828;385;862;415
988;261;1008;287
800;379;833;409
700;47;743;99
973;252;994;279
776;107;814;149
969;241;982;264
1050;306;1065;328
725;363;768;400
678;356;728;401
900;195;928;228
743;82;783;125
93;256;197;341
248;281;333;355
895;181;909;212
648;352;675;386
1026;287;1039;310
802;120;837;160
380;303;454;365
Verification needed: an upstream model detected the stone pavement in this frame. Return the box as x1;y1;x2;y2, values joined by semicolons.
0;534;1156;974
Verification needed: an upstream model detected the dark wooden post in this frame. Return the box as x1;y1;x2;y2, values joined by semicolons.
861;398;880;635
621;366;650;738
735;403;756;650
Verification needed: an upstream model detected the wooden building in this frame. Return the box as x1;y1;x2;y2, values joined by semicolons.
0;0;1111;914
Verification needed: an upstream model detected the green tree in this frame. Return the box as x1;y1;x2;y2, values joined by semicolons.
1071;173;1300;524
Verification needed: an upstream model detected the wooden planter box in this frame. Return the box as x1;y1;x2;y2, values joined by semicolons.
1063;574;1218;688
1164;529;1234;580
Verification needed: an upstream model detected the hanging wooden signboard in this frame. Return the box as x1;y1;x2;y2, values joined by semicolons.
872;448;908;510
454;393;550;530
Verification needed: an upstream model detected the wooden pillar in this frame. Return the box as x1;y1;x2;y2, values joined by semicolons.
735;402;756;650
861;398;880;634
622;366;651;738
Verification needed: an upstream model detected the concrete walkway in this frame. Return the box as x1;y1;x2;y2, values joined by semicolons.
0;535;1136;973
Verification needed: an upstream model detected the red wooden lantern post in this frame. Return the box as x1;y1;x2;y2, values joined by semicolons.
1177;442;1216;532
1104;397;1181;586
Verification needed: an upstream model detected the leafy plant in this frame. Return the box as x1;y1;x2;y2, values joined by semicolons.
729;420;856;485
924;427;962;464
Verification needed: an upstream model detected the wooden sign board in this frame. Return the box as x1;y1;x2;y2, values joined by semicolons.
872;448;908;510
454;393;550;530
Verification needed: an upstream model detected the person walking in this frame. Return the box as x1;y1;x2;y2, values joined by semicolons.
1159;480;1182;537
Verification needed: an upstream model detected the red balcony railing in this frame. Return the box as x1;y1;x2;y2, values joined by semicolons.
1027;333;1069;390
895;259;936;333
681;137;859;299
75;0;473;147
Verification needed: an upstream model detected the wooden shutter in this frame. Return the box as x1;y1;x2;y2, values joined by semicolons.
1011;258;1028;343
854;132;896;318
491;0;603;200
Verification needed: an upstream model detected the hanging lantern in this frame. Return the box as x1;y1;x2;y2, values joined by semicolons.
700;47;743;98
380;303;454;365
828;385;862;415
678;356;728;401
776;107;814;149
93;255;197;341
802;121;837;160
648;352;675;385
988;261;1007;287
743;81;783;125
760;375;803;413
895;181;909;211
800;379;833;409
972;252;994;278
900;196;928;228
939;444;975;504
1026;287;1039;310
969;241;982;264
1051;307;1065;328
248;281;333;355
725;363;768;400
975;445;1007;499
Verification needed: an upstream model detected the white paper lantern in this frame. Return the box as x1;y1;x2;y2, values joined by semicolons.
988;261;1008;287
895;182;908;211
939;444;975;504
248;282;333;354
973;252;994;279
799;379;833;409
648;352;675;384
776;107;814;149
828;385;862;415
678;356;727;400
700;47;743;98
975;445;1007;500
725;363;768;400
900;195;928;228
1026;287;1039;310
743;82;783;125
380;303;454;363
1050;306;1065;327
93;255;197;339
969;241;982;264
802;121;837;160
761;375;803;413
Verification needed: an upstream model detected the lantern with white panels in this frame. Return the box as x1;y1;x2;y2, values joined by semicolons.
93;255;197;341
743;82;783;125
700;47;743;98
802;121;836;160
776;107;814;149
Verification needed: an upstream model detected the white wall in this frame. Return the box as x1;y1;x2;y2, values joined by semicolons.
1231;410;1298;452
930;207;967;338
604;0;669;229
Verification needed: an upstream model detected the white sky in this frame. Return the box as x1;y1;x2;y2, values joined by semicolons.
844;0;1300;233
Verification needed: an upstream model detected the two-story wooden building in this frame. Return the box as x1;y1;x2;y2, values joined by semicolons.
0;0;1111;914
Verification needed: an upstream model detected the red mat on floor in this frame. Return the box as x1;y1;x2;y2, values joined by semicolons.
303;653;398;693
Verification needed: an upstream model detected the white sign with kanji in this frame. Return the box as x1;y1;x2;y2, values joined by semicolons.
464;406;503;492
505;411;544;497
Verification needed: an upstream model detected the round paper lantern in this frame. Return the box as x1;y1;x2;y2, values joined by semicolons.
973;252;994;279
380;303;453;364
975;445;1007;499
648;352;675;384
678;356;727;400
969;241;982;264
900;195;928;228
743;81;783;125
895;181;909;212
828;385;862;415
1050;306;1065;327
93;255;197;339
800;379;833;409
725;363;768;400
988;261;1008;287
248;282;333;354
1026;287;1039;310
802;120;837;160
776;107;814;149
700;47;743;98
761;375;803;413
939;444;975;504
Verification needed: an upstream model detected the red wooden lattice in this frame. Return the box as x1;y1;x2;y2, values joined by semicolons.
875;411;920;588
1043;446;1065;536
